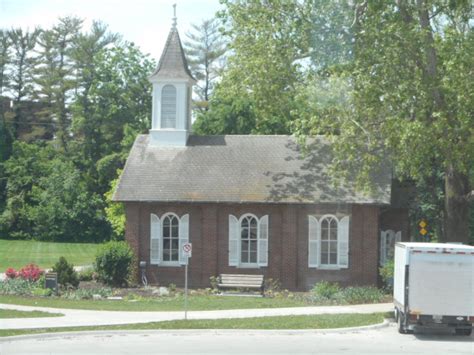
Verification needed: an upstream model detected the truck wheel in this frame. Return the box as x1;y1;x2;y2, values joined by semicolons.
394;308;399;322
397;313;406;334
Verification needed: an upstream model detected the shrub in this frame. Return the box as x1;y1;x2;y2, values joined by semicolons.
5;267;17;279
78;268;96;282
312;281;341;299
95;241;134;287
379;259;394;291
338;286;384;304
52;257;79;288
18;264;43;281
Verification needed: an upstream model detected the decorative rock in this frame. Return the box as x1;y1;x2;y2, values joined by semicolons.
159;287;170;296
107;296;123;300
92;294;102;300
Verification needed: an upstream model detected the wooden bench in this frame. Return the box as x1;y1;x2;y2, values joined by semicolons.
218;274;265;296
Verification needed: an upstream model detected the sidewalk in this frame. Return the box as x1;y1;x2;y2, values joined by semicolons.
0;303;393;330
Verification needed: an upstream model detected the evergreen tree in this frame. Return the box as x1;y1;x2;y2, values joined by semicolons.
35;17;83;149
8;28;40;139
184;18;227;112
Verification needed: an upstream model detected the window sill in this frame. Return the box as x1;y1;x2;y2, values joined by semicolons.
156;262;182;267
310;265;344;270
237;264;260;269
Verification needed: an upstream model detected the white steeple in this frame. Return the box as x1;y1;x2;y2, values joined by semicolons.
149;5;196;147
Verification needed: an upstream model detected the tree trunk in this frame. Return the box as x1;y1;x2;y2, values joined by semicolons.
443;165;470;243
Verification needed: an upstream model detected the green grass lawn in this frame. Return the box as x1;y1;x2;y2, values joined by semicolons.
0;294;308;312
0;312;389;337
0;239;101;270
0;309;63;318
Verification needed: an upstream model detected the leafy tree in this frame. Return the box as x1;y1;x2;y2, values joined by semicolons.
218;0;315;134
0;141;110;241
71;21;119;164
184;18;227;111
295;0;473;243
72;41;153;194
193;82;256;135
104;170;125;240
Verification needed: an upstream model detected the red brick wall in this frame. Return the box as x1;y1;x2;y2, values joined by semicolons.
380;208;410;242
124;202;385;290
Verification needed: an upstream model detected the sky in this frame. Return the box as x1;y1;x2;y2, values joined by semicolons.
0;0;223;60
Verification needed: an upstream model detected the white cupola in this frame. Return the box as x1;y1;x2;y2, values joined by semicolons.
149;7;196;147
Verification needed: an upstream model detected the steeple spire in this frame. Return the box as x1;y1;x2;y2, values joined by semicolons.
172;4;177;29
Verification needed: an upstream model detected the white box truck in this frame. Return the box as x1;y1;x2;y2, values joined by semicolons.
393;242;474;335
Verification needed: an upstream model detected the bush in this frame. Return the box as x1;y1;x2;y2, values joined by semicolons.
312;281;341;299
310;281;385;305
18;264;43;281
78;268;96;282
94;241;134;287
52;257;79;288
5;267;17;279
338;286;385;304
4;264;43;281
379;259;394;291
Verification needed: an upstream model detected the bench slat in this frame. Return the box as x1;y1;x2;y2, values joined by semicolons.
218;274;265;295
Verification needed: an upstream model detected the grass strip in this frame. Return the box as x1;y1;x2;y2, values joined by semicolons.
0;309;63;318
0;239;100;270
0;312;389;337
0;294;308;312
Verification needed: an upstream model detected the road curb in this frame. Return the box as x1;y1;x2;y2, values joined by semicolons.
0;319;392;342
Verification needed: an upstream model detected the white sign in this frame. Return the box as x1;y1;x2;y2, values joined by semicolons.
183;242;192;257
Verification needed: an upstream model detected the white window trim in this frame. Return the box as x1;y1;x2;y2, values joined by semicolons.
308;214;350;270
228;213;269;269
159;212;180;267
238;213;260;268
150;212;189;267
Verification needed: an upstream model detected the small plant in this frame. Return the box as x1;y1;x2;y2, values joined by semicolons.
0;278;40;296
209;276;219;290
168;283;177;292
64;287;112;300
312;281;341;299
5;267;17;279
52;257;79;288
95;241;134;287
379;259;394;292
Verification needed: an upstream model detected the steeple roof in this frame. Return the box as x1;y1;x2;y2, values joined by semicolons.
150;26;196;82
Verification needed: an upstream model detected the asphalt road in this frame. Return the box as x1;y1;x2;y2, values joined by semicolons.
1;324;473;355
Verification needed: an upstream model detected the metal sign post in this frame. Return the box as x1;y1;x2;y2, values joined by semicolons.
183;242;192;320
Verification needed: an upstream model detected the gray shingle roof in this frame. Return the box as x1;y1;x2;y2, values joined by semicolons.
149;28;195;81
113;135;392;205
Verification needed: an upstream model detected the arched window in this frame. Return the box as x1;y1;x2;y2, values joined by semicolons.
150;213;189;266
320;216;338;265
161;85;176;128
308;214;350;269
228;214;268;268
240;215;258;264
162;214;179;262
